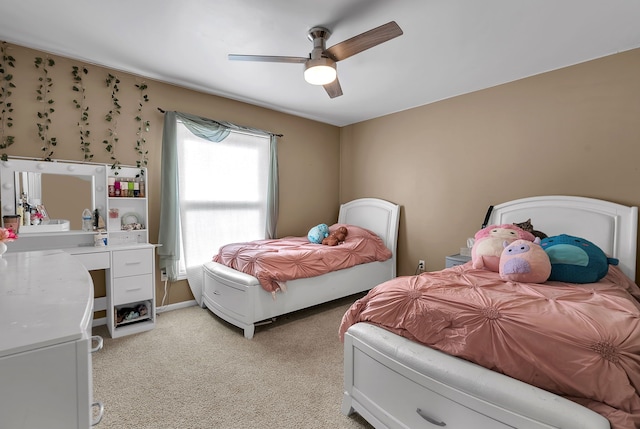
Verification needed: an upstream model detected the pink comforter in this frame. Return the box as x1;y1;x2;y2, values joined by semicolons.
339;263;640;429
212;224;392;293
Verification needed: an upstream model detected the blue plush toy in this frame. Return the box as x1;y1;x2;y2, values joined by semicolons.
307;223;330;244
540;234;618;283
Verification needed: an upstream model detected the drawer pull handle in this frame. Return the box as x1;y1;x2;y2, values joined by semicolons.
90;335;104;353
91;401;104;426
213;290;221;295
126;287;142;292
416;408;446;426
125;261;142;265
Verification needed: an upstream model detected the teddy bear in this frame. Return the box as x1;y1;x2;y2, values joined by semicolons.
322;226;348;246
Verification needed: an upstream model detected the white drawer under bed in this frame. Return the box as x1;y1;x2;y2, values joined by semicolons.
342;323;609;429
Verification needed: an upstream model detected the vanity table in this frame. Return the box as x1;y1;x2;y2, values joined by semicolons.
1;159;156;338
0;250;104;428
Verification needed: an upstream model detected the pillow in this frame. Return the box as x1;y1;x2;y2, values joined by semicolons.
499;238;551;283
540;234;619;283
471;224;536;272
307;223;329;244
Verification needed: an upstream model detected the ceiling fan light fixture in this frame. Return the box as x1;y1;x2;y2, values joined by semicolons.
304;58;337;85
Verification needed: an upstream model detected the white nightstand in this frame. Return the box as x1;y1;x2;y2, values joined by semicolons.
445;254;471;268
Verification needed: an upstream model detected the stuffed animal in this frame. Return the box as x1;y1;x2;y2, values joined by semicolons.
499;237;551;283
540;234;618;283
472;224;535;272
307;223;330;244
322;226;348;246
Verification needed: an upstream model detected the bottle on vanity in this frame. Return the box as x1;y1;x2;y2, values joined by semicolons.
82;208;93;231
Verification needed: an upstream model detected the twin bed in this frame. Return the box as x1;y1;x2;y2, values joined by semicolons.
340;195;639;429
201;197;400;339
201;194;640;429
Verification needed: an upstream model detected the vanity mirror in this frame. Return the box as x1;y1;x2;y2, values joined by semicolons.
16;172;92;231
0;159;107;235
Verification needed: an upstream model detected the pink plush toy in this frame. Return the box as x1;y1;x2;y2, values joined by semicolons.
499;237;551;283
471;224;535;272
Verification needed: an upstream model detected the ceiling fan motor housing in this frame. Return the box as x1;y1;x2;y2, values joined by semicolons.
304;26;337;85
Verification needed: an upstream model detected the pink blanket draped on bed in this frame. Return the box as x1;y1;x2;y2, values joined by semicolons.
212;224;392;294
339;263;640;429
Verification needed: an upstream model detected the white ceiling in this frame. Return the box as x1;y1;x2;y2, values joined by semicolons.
1;0;639;127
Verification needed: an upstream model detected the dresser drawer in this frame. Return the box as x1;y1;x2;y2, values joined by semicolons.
352;348;511;429
112;274;153;306
112;248;153;278
70;251;110;270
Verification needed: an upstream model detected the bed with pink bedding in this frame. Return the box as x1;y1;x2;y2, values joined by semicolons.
212;224;392;295
202;198;400;339
340;195;639;429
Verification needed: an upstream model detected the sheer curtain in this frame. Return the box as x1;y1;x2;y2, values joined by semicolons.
158;111;279;304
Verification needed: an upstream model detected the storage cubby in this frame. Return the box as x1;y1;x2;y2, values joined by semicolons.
114;300;153;329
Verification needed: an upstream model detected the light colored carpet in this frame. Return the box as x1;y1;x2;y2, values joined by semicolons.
91;295;373;429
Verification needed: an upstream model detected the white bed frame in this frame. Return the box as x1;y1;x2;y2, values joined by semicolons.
201;197;400;339
343;195;637;429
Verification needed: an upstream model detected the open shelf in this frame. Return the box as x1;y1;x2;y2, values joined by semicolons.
114;300;153;329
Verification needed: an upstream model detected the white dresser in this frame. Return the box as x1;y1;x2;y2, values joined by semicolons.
67;243;156;339
0;250;104;428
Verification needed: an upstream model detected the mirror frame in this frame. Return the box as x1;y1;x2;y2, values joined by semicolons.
1;158;107;235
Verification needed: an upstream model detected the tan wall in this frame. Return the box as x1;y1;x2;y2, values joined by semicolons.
4;42;640;302
341;48;640;282
1;43;341;305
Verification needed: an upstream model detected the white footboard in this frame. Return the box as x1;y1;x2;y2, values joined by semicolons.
203;260;394;339
343;323;610;429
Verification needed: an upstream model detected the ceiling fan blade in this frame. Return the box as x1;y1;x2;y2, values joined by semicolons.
324;21;403;62
323;77;343;98
228;54;307;64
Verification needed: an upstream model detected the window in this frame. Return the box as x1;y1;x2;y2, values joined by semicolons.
175;122;271;279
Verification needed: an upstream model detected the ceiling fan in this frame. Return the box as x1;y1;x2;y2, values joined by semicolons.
228;21;403;98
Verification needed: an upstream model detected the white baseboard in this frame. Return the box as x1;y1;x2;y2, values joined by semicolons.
156;299;198;314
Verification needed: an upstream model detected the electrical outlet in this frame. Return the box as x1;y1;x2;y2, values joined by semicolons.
418;260;425;271
160;269;168;281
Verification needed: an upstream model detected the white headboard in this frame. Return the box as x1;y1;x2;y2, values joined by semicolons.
486;195;638;279
338;198;400;273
